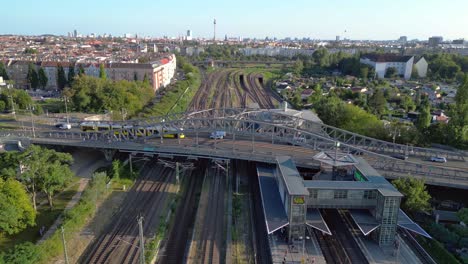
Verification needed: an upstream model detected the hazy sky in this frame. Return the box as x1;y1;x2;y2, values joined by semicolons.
4;0;468;40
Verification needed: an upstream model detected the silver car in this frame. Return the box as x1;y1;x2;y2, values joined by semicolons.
430;156;447;163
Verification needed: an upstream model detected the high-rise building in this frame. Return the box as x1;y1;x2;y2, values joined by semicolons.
428;36;443;47
186;30;193;41
452;38;465;44
73;29;77;38
213;18;216;41
398;36;407;43
336;35;340;41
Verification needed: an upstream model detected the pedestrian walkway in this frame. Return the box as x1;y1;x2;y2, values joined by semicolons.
37;178;90;243
269;230;326;264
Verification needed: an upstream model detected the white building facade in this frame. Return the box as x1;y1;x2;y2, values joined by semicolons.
360;54;414;80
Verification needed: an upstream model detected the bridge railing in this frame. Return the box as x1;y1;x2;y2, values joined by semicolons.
13;117;467;185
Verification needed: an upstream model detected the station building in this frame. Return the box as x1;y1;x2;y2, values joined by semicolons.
257;154;430;250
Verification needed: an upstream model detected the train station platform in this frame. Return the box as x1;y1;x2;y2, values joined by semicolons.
257;165;289;234
398;209;431;238
269;230;326;264
349;209;381;235
306;209;331;235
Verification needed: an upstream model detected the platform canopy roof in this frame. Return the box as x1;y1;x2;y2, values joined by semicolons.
398;210;432;238
313;151;358;167
257;165;289;234
306;209;332;235
349;209;381;236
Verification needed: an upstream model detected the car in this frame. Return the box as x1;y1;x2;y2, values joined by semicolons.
210;131;226;139
391;154;408;160
56;123;71;130
350;149;364;155
430;156;447;163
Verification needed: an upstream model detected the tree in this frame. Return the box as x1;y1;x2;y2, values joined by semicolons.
78;64;85;76
293;59;304;76
26;63;39;89
37;67;48;89
3;242;42;264
359;66;369;80
368;88;387;117
56;65;67;90
0;101;5;112
411;65;419;79
99;63;107;80
67;66;75;86
457;208;468;224
384;67;397;78
17;145;73;211
133;72;138;81
392;177;431;212
143;73;149;84
416;103;432;130
0;62;9;80
0;178;36;235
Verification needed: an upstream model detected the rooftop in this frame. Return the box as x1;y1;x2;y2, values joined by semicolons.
361;53;413;63
276;156;309;196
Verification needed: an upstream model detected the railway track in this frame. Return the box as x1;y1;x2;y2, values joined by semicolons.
156;161;206;264
190;69;280;111
249;161;272;264
188;162;227;264
82;163;175;264
317;209;369;264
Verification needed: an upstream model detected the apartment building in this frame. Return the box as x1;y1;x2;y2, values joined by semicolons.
360;54;414;80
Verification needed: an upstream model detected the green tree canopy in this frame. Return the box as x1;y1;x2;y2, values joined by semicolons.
17;145;73;211
67;66;75;86
368;88;387;117
392;177;431;212
2;242;42;264
37;67;48;89
0;178;36;235
385;67;398;78
56;65;67;90
0;62;9;80
99;63;107;80
26;64;38;89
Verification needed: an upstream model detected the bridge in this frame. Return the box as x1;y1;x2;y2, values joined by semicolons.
1;108;467;189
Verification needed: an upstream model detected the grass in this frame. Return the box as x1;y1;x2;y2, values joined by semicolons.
37;98;65;113
0;122;18;130
0;179;81;251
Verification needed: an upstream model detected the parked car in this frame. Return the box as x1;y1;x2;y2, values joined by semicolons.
56;123;71;130
210;131;226;139
430;156;447;163
350;149;364;155
391;154;408;160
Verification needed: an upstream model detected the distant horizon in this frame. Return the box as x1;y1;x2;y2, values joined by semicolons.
1;33;464;42
3;0;468;40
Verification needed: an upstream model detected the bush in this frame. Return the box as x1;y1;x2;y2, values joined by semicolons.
1;172;109;263
417;237;461;264
1;242;43;264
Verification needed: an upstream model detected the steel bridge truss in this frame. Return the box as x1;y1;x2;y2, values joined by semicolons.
11;116;467;187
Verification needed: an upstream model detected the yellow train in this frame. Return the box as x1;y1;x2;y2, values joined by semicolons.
79;122;185;139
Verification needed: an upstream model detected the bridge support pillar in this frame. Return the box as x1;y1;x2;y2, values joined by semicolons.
102;149;116;161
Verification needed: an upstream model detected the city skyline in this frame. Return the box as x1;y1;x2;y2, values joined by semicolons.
3;0;468;40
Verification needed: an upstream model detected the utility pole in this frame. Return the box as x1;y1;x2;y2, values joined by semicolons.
64;96;69;124
138;216;145;264
28;104;36;138
61;226;70;264
176;161;180;185
129;153;133;176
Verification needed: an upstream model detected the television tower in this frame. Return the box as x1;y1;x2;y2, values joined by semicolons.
213;18;216;42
